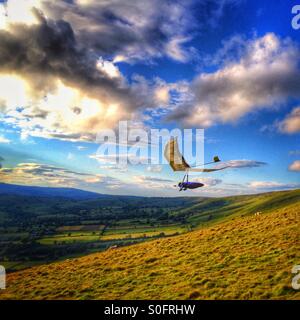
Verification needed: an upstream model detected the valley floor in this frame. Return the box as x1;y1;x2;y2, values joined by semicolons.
1;202;299;300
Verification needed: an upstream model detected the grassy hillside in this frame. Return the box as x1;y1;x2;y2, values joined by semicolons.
0;188;299;273
1;198;299;300
172;189;300;227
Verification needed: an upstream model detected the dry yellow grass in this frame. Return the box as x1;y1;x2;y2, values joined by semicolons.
1;202;299;300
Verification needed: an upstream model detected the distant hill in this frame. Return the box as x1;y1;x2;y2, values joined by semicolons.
0;183;106;200
0;182;203;205
1;189;299;300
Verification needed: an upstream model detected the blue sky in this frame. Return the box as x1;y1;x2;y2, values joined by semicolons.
0;0;299;196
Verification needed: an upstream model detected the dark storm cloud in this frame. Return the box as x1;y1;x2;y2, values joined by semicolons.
40;0;196;62
0;8;135;108
39;0;241;62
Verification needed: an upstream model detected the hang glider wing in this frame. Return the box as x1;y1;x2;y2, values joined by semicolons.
189;166;230;172
164;138;229;172
164;138;190;171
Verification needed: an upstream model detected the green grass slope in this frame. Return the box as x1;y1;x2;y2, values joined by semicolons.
173;189;300;227
1;193;299;300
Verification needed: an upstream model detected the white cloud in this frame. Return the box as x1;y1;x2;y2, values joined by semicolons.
77;146;87;151
133;175;174;189
0;0;178;142
217;159;267;169
90;153;151;165
289;160;300;172
165;36;191;62
0;135;10;144
0;0;249;144
0;0;196;142
0;0;40;28
278;107;300;134
0;75;132;142
249;180;300;190
193;177;222;187
1;1;297;146
168;33;300;127
0;162;129;190
96;58;122;79
147;165;163;173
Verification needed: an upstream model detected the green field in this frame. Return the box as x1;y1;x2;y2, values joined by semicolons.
38;225;186;243
1;197;299;300
57;225;105;232
0;189;299;273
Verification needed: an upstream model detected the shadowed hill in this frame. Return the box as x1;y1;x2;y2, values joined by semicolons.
1;199;299;300
0;183;104;200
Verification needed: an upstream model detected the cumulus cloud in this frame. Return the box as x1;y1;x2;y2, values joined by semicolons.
168;33;300;127
278;107;300;134
12;0;235;63
0;0;195;62
0;7;140;141
38;0;197;63
0;1;187;142
289;160;300;172
0;0;247;142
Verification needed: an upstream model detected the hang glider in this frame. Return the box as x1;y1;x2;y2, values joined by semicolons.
164;138;229;191
164;138;229;172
